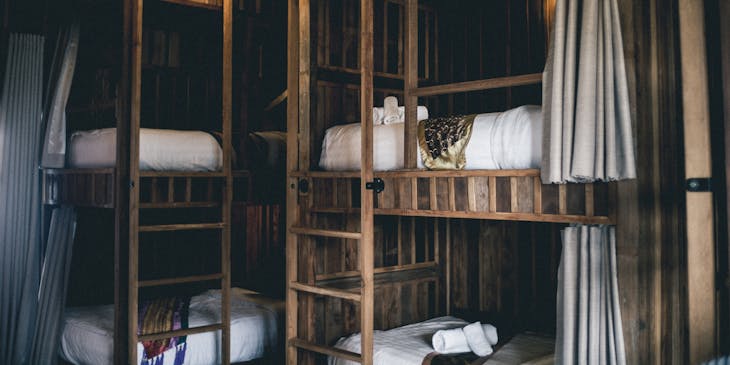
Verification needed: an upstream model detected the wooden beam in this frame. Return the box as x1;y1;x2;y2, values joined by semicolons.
285;0;300;364
410;73;542;97
404;0;418;168
127;0;143;364
221;3;233;363
678;0;717;363
360;0;375;363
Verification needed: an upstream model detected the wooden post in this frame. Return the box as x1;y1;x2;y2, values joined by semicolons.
285;0;300;364
221;0;233;363
678;0;717;363
115;0;134;363
404;0;418;169
127;0;143;363
360;0;375;364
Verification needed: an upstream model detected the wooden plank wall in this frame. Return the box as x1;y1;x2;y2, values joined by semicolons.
615;0;688;364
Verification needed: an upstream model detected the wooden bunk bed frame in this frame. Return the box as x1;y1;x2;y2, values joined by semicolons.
286;1;615;364
42;1;236;364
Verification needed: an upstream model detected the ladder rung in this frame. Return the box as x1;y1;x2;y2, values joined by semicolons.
139;202;221;209
138;323;224;342
139;273;224;287
290;282;361;302
139;222;225;232
290;226;362;240
289;338;362;363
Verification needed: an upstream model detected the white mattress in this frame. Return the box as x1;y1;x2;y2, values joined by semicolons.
319;105;542;171
68;128;223;171
329;316;555;365
60;288;281;365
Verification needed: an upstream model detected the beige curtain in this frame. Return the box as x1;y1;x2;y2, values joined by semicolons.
555;225;626;365
541;0;636;183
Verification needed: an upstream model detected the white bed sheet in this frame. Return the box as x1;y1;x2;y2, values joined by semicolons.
318;105;542;171
329;316;555;365
60;288;281;365
329;316;469;365
68;128;223;171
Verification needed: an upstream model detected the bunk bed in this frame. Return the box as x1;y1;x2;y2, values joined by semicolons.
286;0;615;364
42;1;282;364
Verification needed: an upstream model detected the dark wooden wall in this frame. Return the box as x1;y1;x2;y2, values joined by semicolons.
615;0;688;364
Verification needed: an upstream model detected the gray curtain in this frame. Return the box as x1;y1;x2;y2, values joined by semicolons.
41;23;80;168
0;33;45;365
555;225;626;365
541;0;636;183
29;207;77;365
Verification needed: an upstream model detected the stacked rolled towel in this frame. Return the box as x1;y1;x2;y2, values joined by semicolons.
431;322;499;355
372;96;429;124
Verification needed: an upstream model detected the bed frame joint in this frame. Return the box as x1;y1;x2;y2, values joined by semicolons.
365;178;385;193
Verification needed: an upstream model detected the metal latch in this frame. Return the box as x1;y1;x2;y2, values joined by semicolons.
366;178;385;193
686;178;712;192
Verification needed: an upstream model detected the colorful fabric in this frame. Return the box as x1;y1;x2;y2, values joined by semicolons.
138;297;190;365
418;114;476;170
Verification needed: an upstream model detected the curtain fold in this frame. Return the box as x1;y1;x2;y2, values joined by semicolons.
556;225;626;365
0;33;45;365
29;207;77;365
541;0;636;183
41;22;80;168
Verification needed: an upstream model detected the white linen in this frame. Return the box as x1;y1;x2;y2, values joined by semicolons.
68;128;223;171
330;316;469;365
60;288;280;365
464;322;493;357
372;106;430;125
330;317;553;365
319;105;542;171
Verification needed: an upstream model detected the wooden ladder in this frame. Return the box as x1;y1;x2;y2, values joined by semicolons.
285;1;376;364
122;0;234;364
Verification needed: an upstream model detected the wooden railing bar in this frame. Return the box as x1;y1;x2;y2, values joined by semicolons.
410;73;542;97
314;262;439;282
290;226;362;240
138;273;224;287
139;324;223;342
429;177;437;210
467;177;477;212
488;176;497;213
289;282;362;302
558;184;567;215
510;177;518;213
448;177;456;211
533;177;543;215
139;222;225;232
585;183;595;217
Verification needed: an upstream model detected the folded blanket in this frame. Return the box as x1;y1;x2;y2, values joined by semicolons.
372;106;430;124
463;322;493;357
138;297;190;365
432;328;471;354
418;114;476;170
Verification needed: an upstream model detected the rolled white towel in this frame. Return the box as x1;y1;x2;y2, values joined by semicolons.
383;96;400;124
384;106;430;124
431;328;471;354
463;322;493;357
481;323;498;346
372;107;385;124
